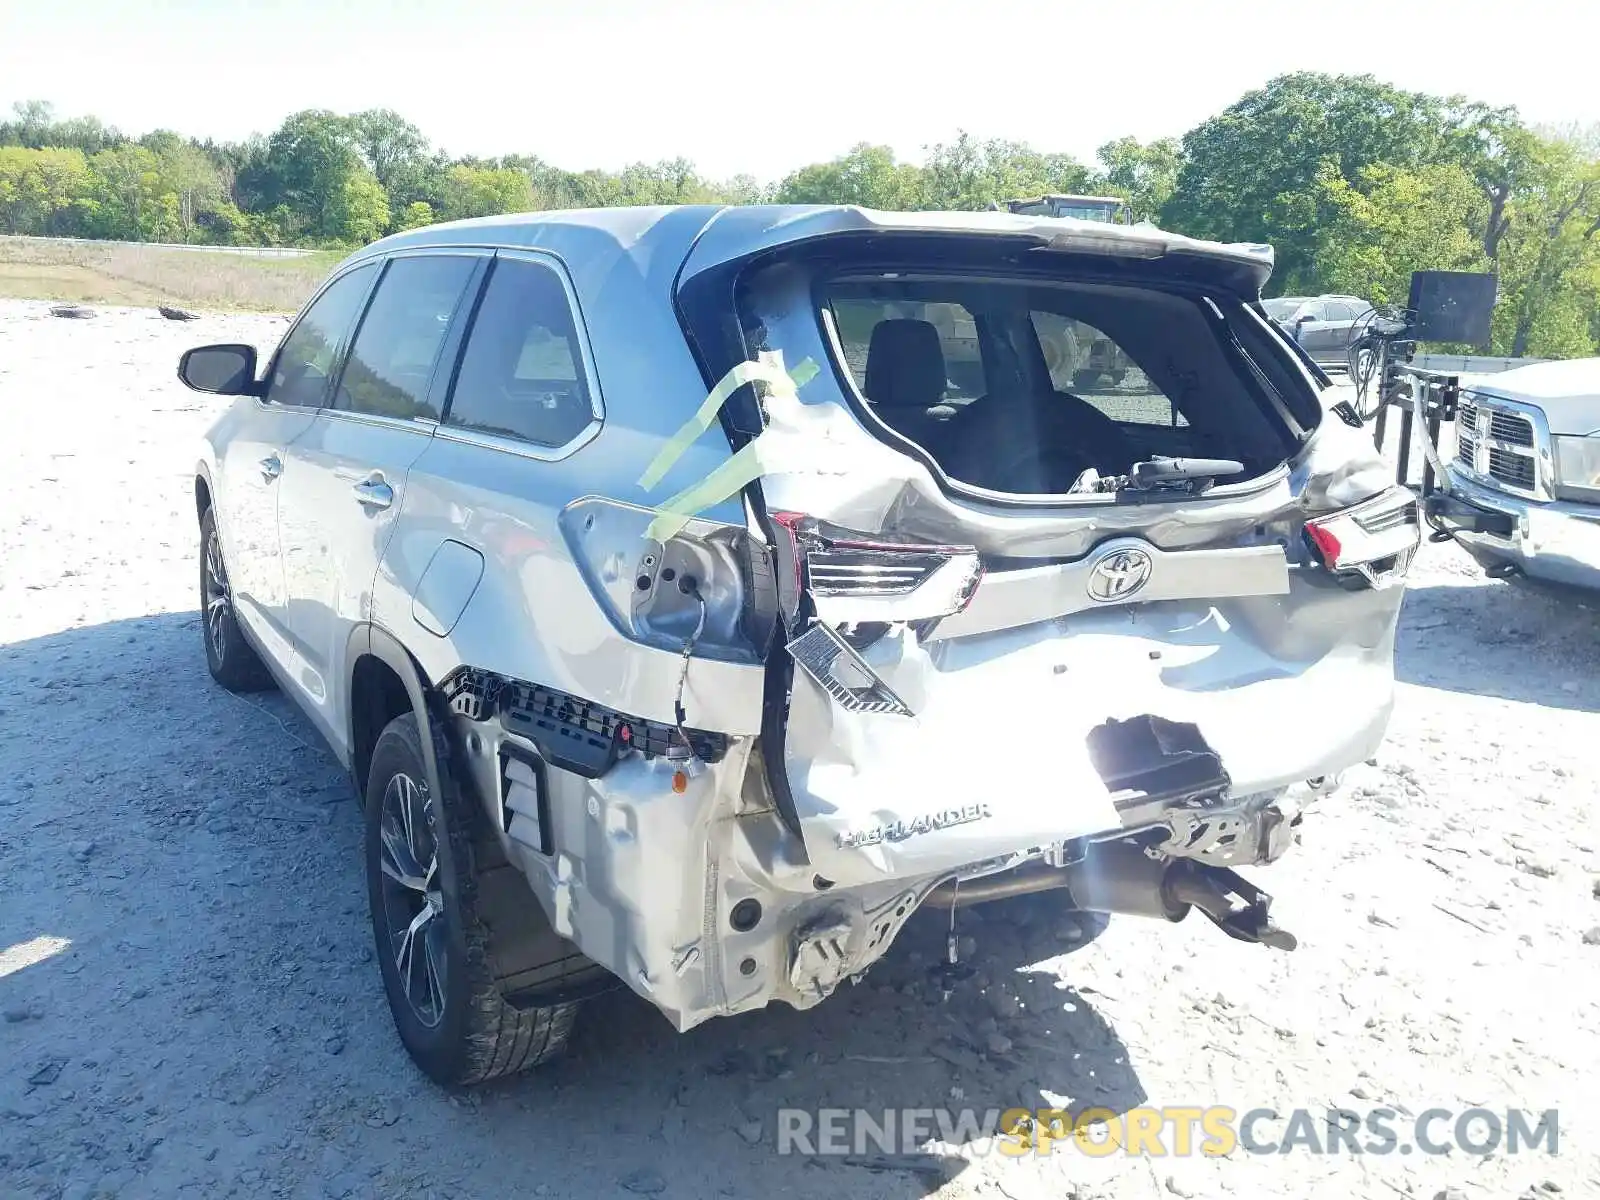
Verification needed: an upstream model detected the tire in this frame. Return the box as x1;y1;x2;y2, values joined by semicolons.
199;506;274;692
364;712;581;1087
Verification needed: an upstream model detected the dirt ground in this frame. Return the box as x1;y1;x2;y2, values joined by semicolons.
0;240;334;313
1;299;1597;1200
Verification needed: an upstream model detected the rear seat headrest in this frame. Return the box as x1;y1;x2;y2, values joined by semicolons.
864;319;947;409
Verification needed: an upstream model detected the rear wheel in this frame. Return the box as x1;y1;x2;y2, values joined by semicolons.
364;712;582;1087
199;507;274;692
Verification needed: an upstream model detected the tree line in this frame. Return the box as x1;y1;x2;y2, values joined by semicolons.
3;73;1597;356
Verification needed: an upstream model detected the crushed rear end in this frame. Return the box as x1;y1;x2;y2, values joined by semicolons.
554;208;1418;1028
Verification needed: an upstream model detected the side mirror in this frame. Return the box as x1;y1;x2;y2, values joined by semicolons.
178;344;261;396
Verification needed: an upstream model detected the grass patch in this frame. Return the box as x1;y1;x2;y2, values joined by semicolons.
0;237;341;313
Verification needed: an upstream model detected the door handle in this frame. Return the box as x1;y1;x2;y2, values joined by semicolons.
353;478;394;510
259;455;282;482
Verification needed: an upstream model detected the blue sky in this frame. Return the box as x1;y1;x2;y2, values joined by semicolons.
3;0;1592;179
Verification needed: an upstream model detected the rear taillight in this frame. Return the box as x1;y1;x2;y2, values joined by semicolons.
1303;487;1421;588
769;512;983;625
766;513;984;719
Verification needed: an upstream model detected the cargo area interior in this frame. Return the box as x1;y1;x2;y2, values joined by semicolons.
819;272;1303;496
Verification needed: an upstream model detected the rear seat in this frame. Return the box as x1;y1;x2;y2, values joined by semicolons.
861;318;960;457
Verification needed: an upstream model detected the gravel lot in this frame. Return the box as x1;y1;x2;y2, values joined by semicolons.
1;299;1597;1200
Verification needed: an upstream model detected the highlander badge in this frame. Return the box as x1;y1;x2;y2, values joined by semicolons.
835;803;993;849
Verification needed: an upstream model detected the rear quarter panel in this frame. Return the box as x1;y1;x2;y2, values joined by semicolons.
371;231;766;734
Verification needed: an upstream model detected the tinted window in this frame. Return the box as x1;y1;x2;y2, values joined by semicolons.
334;256;478;421
266;264;376;409
829;298;983;401
1329;300;1365;321
445;258;594;448
1031;311;1186;427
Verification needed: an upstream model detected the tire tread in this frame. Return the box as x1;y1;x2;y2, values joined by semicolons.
199;507;274;694
390;712;580;1087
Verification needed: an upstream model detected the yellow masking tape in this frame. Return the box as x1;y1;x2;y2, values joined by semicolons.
637;354;818;492
644;439;769;542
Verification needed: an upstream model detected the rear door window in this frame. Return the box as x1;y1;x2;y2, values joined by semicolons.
1031;311;1186;427
444;256;597;449
333;255;479;421
265;264;377;409
828;298;985;403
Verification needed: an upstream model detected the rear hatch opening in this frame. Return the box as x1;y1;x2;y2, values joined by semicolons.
661;225;1414;889
755;240;1321;508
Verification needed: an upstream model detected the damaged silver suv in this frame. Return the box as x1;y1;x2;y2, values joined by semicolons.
178;205;1421;1087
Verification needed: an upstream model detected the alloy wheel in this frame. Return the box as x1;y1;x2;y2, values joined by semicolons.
377;771;448;1028
203;531;231;663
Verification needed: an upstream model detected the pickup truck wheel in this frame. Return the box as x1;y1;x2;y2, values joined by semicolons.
198;507;273;692
364;712;580;1087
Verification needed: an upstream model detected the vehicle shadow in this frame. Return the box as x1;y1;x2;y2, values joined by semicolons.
0;611;1143;1200
1396;574;1600;711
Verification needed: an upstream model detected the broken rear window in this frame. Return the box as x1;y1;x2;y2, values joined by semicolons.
817;274;1294;496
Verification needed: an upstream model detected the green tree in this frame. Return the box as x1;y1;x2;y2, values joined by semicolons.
1096;136;1181;223
349;109;440;210
3;100;57;148
87;144;176;239
139;132;228;242
328;170;391;244
1163;72;1458;291
719;174;770;205
392;200;436;231
1314;162;1489;306
1489;130;1600;356
236;110;372;242
921;132;1094;210
438;164;534;220
1;102;123;155
496;155;585;209
0;146;90;234
611;159;721;205
776;143;923;208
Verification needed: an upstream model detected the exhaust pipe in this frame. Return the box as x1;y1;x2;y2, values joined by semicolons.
922;841;1299;951
923;840;1187;921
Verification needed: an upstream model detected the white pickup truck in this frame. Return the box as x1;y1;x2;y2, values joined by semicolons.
1425;357;1600;592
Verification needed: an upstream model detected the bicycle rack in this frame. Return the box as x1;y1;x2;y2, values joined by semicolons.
1365;341;1460;501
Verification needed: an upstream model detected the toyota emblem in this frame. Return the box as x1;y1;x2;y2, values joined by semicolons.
1086;546;1154;602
